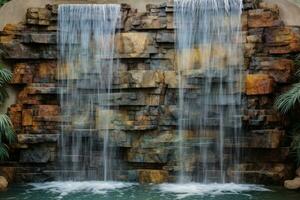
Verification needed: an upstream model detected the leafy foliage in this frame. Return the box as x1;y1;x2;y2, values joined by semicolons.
274;83;300;114
275;59;300;166
0;0;9;6
0;65;15;160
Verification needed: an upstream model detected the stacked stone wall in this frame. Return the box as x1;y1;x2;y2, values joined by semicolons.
0;0;299;184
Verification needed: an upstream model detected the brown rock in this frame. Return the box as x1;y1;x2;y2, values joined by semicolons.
264;27;300;54
37;105;59;116
248;9;281;28
284;177;300;190
116;32;156;58
250;57;294;83
258;2;279;14
138;170;169;184
22;109;33;126
0;167;15;183
34;62;57;83
246;74;274;95
11;63;33;84
0;176;8;191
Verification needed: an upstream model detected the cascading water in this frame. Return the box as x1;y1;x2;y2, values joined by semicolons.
175;0;243;183
58;4;121;181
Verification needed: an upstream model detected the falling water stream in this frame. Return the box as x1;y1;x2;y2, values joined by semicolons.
175;0;243;183
58;4;121;181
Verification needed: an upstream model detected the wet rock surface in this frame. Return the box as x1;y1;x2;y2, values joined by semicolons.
0;1;298;184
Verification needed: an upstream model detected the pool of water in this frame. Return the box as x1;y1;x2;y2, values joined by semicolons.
0;182;299;200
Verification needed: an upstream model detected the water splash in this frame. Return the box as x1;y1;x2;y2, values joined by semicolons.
29;181;135;199
58;4;121;181
174;0;243;183
158;183;270;199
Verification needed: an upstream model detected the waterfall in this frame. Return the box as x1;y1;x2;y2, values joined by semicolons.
175;0;243;183
57;4;121;181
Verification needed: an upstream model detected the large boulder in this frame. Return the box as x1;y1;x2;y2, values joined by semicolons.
0;176;8;191
138;170;169;184
284;177;300;190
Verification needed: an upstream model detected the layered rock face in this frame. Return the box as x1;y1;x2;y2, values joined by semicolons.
0;0;299;184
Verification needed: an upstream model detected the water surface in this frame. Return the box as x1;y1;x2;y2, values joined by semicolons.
1;182;300;200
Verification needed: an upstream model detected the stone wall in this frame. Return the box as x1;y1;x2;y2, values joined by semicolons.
0;0;299;184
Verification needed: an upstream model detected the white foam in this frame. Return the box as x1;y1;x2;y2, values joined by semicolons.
158;183;271;199
29;181;135;198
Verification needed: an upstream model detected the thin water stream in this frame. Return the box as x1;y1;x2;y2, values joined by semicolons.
58;4;121;181
175;0;244;183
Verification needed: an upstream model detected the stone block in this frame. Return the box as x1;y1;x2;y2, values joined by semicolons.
264;27;300;54
138;170;169;184
248;9;281;28
20;146;51;163
22;109;33;126
0;42;57;59
246;74;274;95
126;148;169;163
127;70;164;88
26;8;51;25
0;167;15;183
37;105;59;116
229;163;293;184
250;57;294;83
22;33;56;44
17;134;59;144
132;14;167;30
258;2;279;14
116;32;157;58
284;177;300;190
164;71;178;88
11;63;33;84
95;108;128;130
34;62;57;83
248;129;285;149
156;31;174;43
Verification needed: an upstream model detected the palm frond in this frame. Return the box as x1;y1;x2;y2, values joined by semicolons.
296;68;300;77
274;83;300;114
0;114;15;144
0;89;8;104
0;68;12;87
0;143;9;160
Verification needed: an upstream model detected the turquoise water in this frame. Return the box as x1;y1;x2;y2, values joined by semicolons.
0;182;300;200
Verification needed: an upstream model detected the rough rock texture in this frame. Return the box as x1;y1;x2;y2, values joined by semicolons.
284;177;300;190
138;170;169;184
0;176;8;191
0;0;298;184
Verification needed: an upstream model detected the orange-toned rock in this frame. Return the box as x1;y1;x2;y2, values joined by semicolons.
246;74;274;95
0;167;15;183
22;109;33;126
138;170;169;184
0;176;8;191
37;105;59;116
264;27;300;54
248;9;281;28
11;63;33;84
250;57;294;83
34;62;57;83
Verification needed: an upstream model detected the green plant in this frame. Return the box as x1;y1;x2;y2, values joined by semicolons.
274;82;300;114
275;58;300;166
0;0;9;6
0;65;15;160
